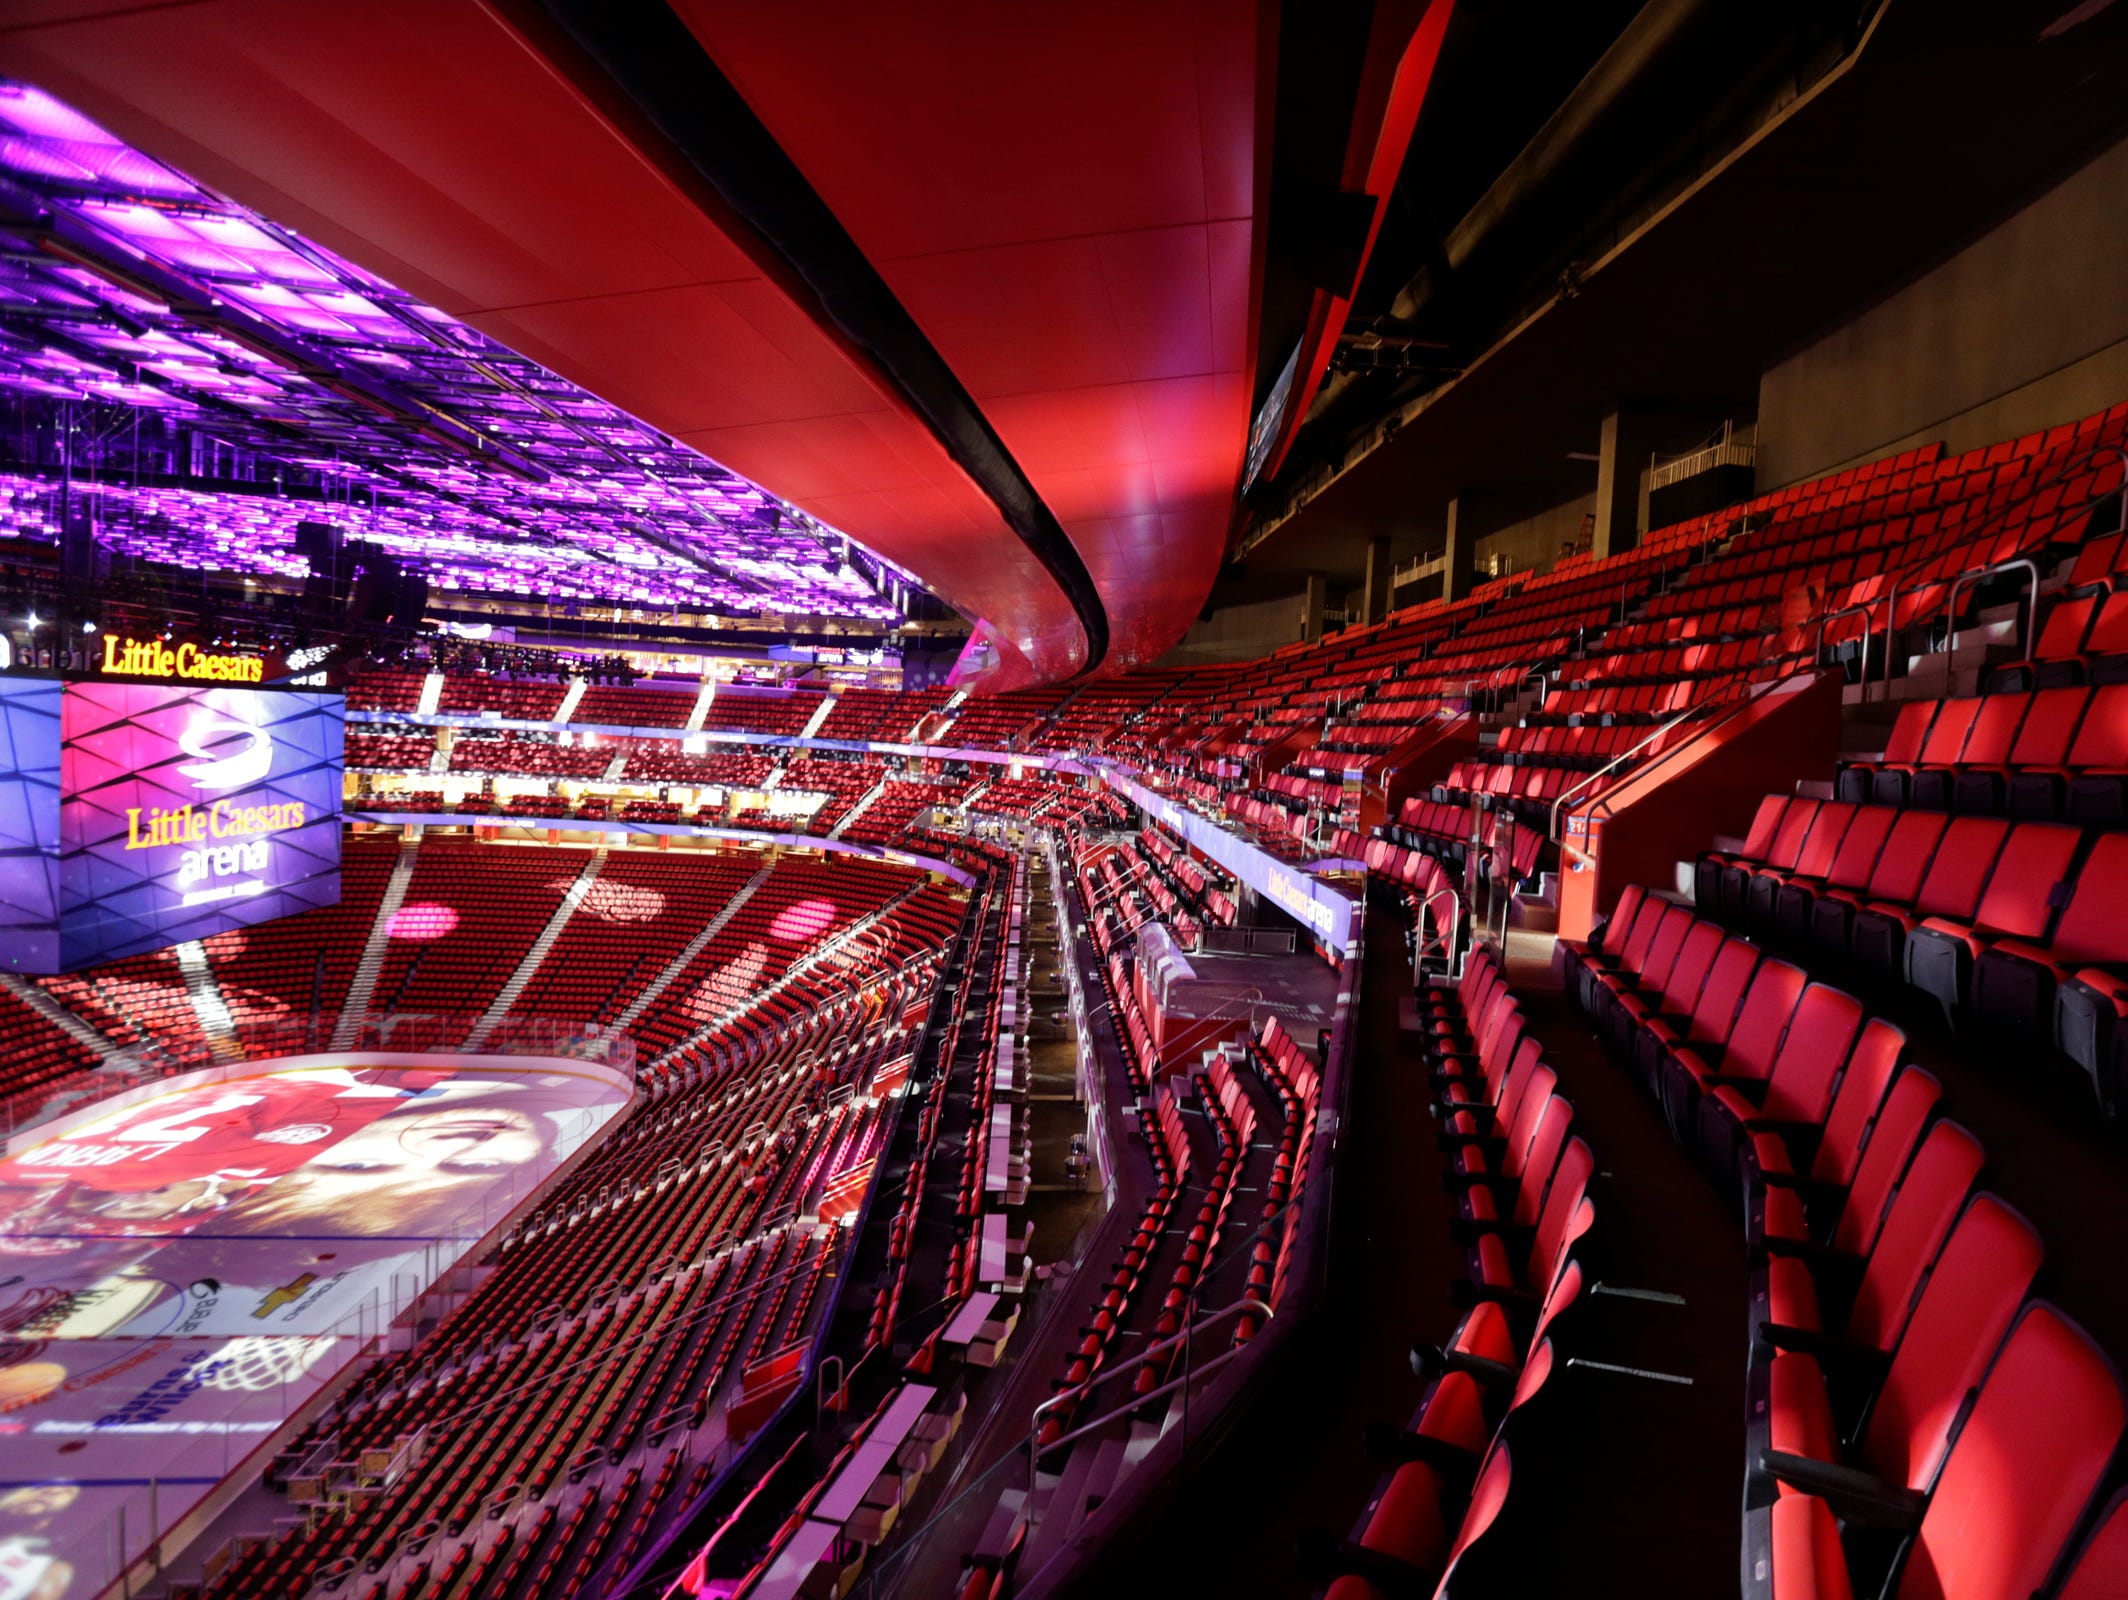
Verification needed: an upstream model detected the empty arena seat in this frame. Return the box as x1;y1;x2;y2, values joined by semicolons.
1742;802;1858;927
1902;820;2081;1015
1968;829;2128;1032
1631;931;1762;1095
1847;814;2009;979
2004;679;2128;823
1761;1302;2122;1600
1747;1021;1907;1247
1759;1120;1984;1353
1699;796;1798;909
1771;803;1897;940
1694;983;1866;1180
1806;807;1949;956
1836;701;1934;804
1657;956;1808;1143
1755;1193;2041;1505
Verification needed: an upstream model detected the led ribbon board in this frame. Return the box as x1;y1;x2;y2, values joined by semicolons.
0;680;345;972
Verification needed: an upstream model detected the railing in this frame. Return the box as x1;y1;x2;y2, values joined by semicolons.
1023;1295;1273;1496
1544;697;1728;853
1415;884;1464;981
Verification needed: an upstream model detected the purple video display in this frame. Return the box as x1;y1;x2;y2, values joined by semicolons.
51;682;343;970
0;678;62;972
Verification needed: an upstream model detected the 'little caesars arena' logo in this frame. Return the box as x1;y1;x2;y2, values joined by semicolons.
101;634;264;683
177;706;276;790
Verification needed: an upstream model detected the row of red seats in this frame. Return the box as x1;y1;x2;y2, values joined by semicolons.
1697;793;2128;1112
1839;687;2128;823
1308;943;1594;1596
1562;884;2128;1600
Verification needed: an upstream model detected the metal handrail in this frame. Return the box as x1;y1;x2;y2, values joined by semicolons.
1025;1295;1273;1493
1416;885;1462;980
1544;696;1724;849
1945;557;2041;658
1549;676;1796;863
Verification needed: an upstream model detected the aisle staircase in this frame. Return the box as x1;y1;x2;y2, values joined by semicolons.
461;844;610;1051
603;863;779;1042
331;827;423;1049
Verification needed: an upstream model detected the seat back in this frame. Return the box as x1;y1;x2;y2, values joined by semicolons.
1879;700;1937;765
1788;802;1858;881
1508;1095;1574;1228
1863;809;1953;903
1687;936;1762;1046
1717;958;1809;1084
1764;799;1826;872
1969;821;2080;938
1912;816;2012;919
2005;684;2088;765
2044;831;2128;966
1916;697;1983;763
2083;589;2128;658
1611;893;1673;975
1633;904;1699;993
1594;882;1648;953
1734;796;1794;861
1862;1192;2042;1490
1849;1121;1986;1351
1833;1068;1947;1256
1489;1041;1549;1131
1822;805;1898;891
1957;693;2027;764
1810;1019;1906;1187
2067;681;2128;768
1655;920;1727;1014
1522;1139;1596;1289
1898;1304;2123;1600
2032;596;2098;663
1495;1065;1558;1181
1757;984;1866;1127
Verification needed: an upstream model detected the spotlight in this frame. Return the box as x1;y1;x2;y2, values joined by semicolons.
81;621;96;635
24;612;39;629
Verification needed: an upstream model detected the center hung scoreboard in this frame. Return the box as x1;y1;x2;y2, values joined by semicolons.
0;635;345;973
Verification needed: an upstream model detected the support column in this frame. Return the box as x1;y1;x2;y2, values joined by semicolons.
1441;497;1477;602
1593;408;1658;559
1301;573;1327;642
1360;536;1392;624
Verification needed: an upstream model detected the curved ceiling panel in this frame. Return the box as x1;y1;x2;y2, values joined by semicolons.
0;0;1108;687
677;0;1272;672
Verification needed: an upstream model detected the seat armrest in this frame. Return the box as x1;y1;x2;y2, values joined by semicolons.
1755;1450;1925;1532
1756;1322;1892;1381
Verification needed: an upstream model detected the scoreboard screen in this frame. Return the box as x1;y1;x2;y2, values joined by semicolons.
0;677;344;973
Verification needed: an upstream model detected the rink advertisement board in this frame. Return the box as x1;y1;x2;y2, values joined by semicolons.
0;678;344;973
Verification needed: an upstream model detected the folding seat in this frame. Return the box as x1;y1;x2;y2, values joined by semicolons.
1903;820;2081;1018
1752;1192;2041;1584
1951;683;2089;817
1587;902;1698;1040
1440;1044;1548;1168
1900;691;2027;813
1455;1088;1571;1230
2006;679;2128;825
1745;1022;1907;1247
1625;936;1761;1097
1695;795;1793;911
1758;1119;1982;1352
1762;1303;2122;1600
1870;697;1980;807
1657;957;1808;1145
1848;815;2009;981
2079;588;2128;682
1999;590;2100;690
1695;983;1865;1182
1565;887;1666;1014
1721;799;1825;921
1771;805;1895;941
1805;809;1949;957
1605;917;1726;1055
1838;702;1940;804
1464;1138;1594;1308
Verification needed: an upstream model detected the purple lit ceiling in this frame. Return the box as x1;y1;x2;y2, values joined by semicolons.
0;81;901;619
